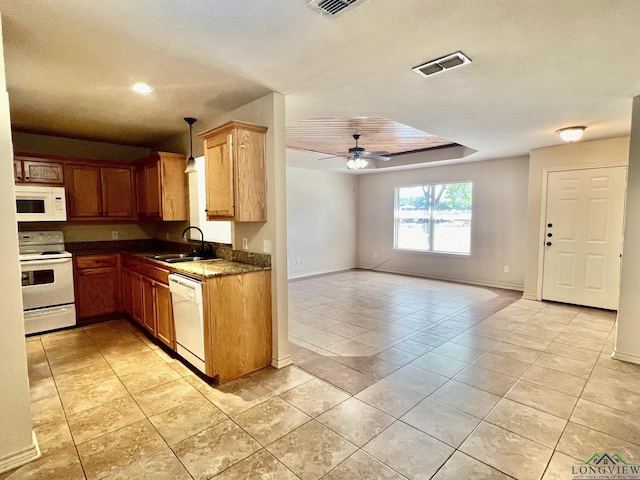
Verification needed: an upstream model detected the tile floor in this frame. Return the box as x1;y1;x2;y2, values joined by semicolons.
4;270;639;480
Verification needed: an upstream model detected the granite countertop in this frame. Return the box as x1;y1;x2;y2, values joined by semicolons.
67;239;271;279
135;253;270;279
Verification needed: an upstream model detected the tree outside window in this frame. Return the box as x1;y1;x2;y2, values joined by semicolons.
394;182;472;254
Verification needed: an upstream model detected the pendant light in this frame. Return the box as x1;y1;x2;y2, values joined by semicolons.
184;117;197;173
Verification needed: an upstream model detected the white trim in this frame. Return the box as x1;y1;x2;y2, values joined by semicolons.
0;432;40;474
611;349;640;365
288;265;357;280
521;292;538;301
364;266;524;291
537;163;628;301
271;354;293;369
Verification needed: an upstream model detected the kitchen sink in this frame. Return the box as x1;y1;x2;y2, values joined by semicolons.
147;253;222;264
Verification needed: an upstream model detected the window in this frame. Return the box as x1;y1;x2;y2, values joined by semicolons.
394;182;472;254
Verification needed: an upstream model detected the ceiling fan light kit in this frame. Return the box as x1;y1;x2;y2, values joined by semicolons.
346;157;368;170
557;126;586;142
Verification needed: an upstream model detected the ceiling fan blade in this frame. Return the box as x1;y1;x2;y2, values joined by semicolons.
361;151;391;161
317;155;344;161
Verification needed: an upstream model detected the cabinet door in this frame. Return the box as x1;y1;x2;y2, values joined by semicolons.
234;128;266;221
130;271;143;324
23;161;64;184
67;164;103;218
75;267;119;319
155;282;175;349
205;132;235;217
121;268;134;317
102;167;134;218
135;167;147;217
145;162;161;218
141;275;156;334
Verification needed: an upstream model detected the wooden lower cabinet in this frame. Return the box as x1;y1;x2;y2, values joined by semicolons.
121;255;174;349
74;255;120;320
204;270;272;383
141;275;156;335
155;282;175;349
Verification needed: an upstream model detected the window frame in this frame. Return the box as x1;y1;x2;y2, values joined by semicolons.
393;181;473;256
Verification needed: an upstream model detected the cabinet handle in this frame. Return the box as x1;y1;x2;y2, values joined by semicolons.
25;176;30;180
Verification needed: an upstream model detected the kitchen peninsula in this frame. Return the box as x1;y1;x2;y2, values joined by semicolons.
69;238;272;384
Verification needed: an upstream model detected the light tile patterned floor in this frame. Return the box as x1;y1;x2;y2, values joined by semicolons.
3;270;638;480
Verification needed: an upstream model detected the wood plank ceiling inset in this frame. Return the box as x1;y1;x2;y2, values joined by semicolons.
286;117;456;156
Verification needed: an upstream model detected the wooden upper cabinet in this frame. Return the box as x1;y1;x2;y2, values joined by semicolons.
66;163;135;220
136;152;187;221
199;121;267;222
14;155;64;184
67;164;103;218
102;167;134;218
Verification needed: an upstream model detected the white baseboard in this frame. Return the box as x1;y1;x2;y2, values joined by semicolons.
271;355;293;369
0;432;40;474
288;265;356;280
521;293;538;301
611;349;640;365
358;265;524;292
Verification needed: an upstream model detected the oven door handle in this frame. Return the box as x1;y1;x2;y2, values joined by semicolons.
21;258;72;266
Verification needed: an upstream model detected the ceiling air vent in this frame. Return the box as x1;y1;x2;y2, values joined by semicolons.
412;52;471;78
306;0;367;16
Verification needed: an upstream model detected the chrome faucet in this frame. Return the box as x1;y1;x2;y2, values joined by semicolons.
181;226;211;257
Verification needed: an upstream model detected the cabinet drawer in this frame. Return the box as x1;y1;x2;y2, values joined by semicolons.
75;254;118;269
137;262;170;284
121;255;169;284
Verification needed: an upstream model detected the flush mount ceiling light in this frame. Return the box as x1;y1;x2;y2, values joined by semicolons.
557;126;587;142
412;52;471;78
184;117;197;173
131;82;153;95
345;155;368;170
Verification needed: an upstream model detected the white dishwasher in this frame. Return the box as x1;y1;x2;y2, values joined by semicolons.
168;274;206;374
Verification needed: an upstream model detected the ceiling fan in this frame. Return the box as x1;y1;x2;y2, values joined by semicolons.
320;134;391;169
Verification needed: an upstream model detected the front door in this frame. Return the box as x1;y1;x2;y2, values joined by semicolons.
542;166;626;310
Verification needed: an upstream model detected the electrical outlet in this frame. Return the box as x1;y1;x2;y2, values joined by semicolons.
263;240;272;254
242;238;248;250
503;265;510;273
111;231;118;240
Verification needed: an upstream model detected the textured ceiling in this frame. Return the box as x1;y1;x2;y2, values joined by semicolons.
0;1;639;164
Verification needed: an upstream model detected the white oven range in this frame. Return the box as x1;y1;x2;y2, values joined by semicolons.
19;231;76;335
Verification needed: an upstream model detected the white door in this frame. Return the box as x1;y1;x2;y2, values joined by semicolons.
542;166;626;310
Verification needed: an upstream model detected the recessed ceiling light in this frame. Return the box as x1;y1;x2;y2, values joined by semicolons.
131;82;153;95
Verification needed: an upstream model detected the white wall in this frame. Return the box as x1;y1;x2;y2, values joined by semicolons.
615;98;640;363
523;137;630;299
0;18;40;472
286;166;357;278
357;156;529;290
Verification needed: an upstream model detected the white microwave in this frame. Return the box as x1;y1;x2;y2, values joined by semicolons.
15;185;67;222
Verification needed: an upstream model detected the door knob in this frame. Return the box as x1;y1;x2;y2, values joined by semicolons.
546;241;552;246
